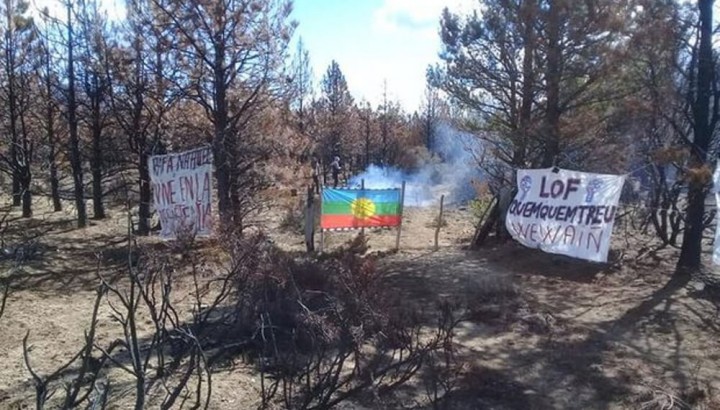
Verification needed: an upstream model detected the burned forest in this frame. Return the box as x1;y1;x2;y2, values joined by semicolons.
1;0;720;409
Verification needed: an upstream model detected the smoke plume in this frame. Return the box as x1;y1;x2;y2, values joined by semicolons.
349;122;483;207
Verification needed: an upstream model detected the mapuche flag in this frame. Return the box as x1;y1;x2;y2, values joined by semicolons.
321;188;402;230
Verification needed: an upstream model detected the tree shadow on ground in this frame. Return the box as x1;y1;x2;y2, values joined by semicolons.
3;234;702;409
0;229;128;293
443;366;555;410
380;244;693;409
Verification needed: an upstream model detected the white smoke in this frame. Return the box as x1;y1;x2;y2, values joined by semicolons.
349;122;483;207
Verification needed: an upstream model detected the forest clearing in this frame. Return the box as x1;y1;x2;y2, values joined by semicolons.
0;191;719;409
1;0;720;408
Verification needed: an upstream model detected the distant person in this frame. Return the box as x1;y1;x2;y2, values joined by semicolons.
311;157;322;194
331;156;342;188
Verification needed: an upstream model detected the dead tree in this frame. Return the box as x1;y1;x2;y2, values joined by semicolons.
37;35;63;212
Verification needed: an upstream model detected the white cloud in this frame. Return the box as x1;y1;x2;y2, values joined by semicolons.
356;0;477;110
372;0;474;37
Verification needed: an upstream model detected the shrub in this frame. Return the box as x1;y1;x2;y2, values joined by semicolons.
19;231;463;410
217;233;463;408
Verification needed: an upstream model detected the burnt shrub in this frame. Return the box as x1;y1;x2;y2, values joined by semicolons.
200;232;463;409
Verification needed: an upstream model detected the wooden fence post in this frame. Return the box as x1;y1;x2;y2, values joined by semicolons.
305;186;315;253
434;195;445;251
395;181;406;251
360;179;365;236
319;186;324;253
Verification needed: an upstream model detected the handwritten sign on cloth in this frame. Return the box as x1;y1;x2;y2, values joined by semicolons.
505;168;626;262
714;162;720;265
149;147;213;239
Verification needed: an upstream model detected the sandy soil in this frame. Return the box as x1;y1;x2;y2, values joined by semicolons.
1;193;719;409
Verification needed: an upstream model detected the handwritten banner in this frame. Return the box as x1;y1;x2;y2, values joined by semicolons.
149;147;213;239
505;168;625;262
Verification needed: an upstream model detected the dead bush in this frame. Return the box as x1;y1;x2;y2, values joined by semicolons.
630;375;720;410
201;232;465;409
19;227;464;409
21;234;216;410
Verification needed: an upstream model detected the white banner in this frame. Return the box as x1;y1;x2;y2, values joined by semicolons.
713;161;720;265
505;168;626;262
149;147;213;239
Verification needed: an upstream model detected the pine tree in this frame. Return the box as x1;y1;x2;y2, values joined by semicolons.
320;60;353;164
0;0;38;217
62;0;88;228
153;0;295;228
290;37;313;135
77;0;111;220
36;34;62;212
677;0;718;272
108;0;175;235
434;0;636;171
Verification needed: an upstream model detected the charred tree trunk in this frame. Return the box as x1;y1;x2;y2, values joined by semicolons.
43;44;62;212
67;3;87;228
471;197;499;248
47;113;62;212
516;0;536;168
20;171;31;218
11;149;20;206
212;51;233;225
86;65;107;221
5;12;20;207
137;152;151;235
18;111;32;218
213;129;233;225
677;0;715;273
8;104;20;208
133;65;150;235
90;113;105;220
49;148;61;212
227;129;241;226
542;0;562;168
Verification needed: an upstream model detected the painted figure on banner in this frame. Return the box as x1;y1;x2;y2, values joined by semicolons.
505;168;625;263
519;176;532;201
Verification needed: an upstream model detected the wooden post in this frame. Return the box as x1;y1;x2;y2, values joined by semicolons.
434;194;445;251
360;179;365;236
319;186;324;253
305;186;315;253
395;181;406;251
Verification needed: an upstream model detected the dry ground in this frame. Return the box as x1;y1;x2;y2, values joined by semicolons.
1;193;719;409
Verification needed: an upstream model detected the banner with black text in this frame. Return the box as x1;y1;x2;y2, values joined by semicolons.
149;147;213;239
505;168;625;262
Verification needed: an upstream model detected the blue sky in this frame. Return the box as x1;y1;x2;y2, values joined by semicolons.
292;0;474;112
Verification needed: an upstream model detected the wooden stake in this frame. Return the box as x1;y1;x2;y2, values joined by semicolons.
305;186;314;253
395;181;406;251
434;194;445;251
360;179;365;236
319;186;324;253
